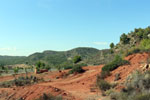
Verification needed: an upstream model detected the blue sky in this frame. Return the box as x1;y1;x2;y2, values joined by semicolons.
0;0;150;56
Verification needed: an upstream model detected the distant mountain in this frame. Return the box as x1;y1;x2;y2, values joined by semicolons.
27;47;100;66
0;56;26;65
1;47;109;66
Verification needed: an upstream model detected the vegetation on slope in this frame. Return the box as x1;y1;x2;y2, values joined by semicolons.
110;71;150;100
27;47;100;68
102;55;129;72
36;93;62;100
114;26;150;56
0;75;43;88
0;56;26;66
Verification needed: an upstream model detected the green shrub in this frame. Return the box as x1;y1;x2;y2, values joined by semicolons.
124;47;141;56
102;55;129;72
110;43;115;49
0;75;42;87
140;39;150;50
68;64;85;74
100;71;111;79
14;76;41;86
114;73;121;81
113;71;150;100
36;61;46;71
96;78;111;91
73;56;82;64
78;63;87;67
122;39;150;57
0;81;13;88
36;93;62;100
110;92;119;100
105;89;115;96
134;94;150;100
63;63;87;70
64;65;73;70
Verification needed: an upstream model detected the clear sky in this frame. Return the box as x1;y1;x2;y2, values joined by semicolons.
0;0;150;56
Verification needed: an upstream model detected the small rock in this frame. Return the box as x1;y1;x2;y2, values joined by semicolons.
54;88;60;92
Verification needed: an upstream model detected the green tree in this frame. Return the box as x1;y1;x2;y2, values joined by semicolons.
0;64;5;70
36;61;42;71
120;33;130;44
73;56;82;64
14;67;19;75
25;68;28;78
41;63;46;69
25;62;29;65
13;67;19;80
110;43;114;49
36;61;46;71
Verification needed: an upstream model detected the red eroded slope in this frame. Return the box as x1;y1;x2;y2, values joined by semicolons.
106;52;150;89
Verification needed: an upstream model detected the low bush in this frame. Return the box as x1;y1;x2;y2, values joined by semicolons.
36;93;62;100
124;47;141;56
0;81;13;88
124;39;150;57
68;64;85;74
96;79;111;91
140;39;150;50
114;73;121;81
112;71;150;100
63;65;73;70
14;76;42;86
0;75;43;88
64;63;87;70
102;55;129;72
100;71;111;79
134;94;150;100
105;89;115;96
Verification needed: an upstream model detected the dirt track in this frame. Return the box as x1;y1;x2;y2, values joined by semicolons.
0;66;104;100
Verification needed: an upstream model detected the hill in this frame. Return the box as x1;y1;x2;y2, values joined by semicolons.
0;47;112;67
0;56;26;66
27;47;101;66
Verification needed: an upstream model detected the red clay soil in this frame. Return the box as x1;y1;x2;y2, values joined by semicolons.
0;65;103;100
0;52;149;100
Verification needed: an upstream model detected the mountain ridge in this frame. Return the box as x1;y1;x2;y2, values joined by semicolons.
0;47;110;66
